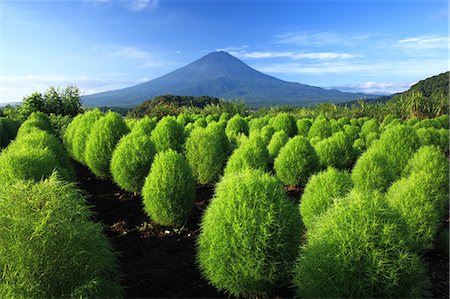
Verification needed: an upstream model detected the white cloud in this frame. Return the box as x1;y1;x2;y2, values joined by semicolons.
127;0;159;11
330;81;415;95
230;50;357;60
396;35;449;49
109;46;166;68
275;31;370;47
216;45;249;52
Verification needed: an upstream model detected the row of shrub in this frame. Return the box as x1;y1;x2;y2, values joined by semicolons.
0;117;20;148
0;112;122;298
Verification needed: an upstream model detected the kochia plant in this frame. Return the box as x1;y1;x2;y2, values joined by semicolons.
110;131;157;193
150;116;185;152
71;109;104;164
142;150;196;226
271;113;297;137
224;135;269;175
85;111;129;177
225;114;248;136
296;118;312;137
314;131;356;169
197;169;302;297
274;136;319;186
267;130;289;160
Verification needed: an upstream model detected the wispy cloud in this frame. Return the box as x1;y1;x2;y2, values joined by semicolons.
108;46;167;68
275;31;370;47
127;0;159;11
395;35;448;49
229;50;357;60
216;45;249;52
329;81;415;95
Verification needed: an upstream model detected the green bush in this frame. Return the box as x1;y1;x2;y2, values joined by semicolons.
296;118;312;136
1;118;20;141
197;169;302;297
142;150;195;226
0;174;122;298
85;111;129;177
177;113;192;126
225;114;248;136
365;131;379;148
293;190;428;298
150;117;185;152
205;114;217;124
267;130;289;160
406;117;420;126
248;117;268;135
307;115;332;140
414;118;442;129
194;117;207;128
72;109;104;164
132;116;156;134
274;136;319;186
343;124;360;141
360;118;379;138
416;127;441;148
439;128;449;153
224;135;269;175
351;149;396;192
16;112;53;137
271;113;297;137
63;113;84;157
381;113;398;128
124;118;138;131
110;131;157;193
437;114;449;128
260;125;275;145
299;167;352;230
314;131;356;169
185;126;228;185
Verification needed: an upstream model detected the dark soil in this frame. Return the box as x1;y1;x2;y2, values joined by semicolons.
74;162;449;299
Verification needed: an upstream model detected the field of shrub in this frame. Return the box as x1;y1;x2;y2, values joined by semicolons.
0;109;448;298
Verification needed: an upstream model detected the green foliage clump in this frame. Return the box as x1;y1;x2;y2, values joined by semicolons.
314;131;356;169
296;118;312;136
62;113;84;157
260;124;275;144
365;131;379;148
271;113;297;137
351;149;396;192
436;114;449;128
438;128;449;153
267;130;289;160
0;174;122;298
194;117;207;128
274;136;319;186
71;109;104;164
17;111;53;137
150;116;185;152
0;117;20;147
293;190;429;298
185;126;228;185
197;169;302;297
381;114;398;128
413;118;442;129
225;114;248;136
248;117;268;135
224;135;269;175
110;131;157;193
307;115;332;140
360;118;379;138
124;118;138;131
85;111;129;177
343;124;360;141
177;113;192;126
132;116;157;134
142;150;195;226
416;127;441;148
299;167;352;230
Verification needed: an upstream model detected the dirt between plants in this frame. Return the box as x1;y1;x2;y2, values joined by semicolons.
74;162;448;299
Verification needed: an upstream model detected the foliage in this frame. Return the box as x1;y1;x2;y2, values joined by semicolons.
150;116;185;153
110;131;157;193
142;149;196;226
293;190;429;298
307;115;332;140
224;135;269;175
359;118;379;138
197;169;303;297
185;126;228;185
271;113;297;137
299;167;352;230
85;111;129;177
132;116;157;134
0;117;20;148
314;131;356;169
16;112;53;137
296;118;312;136
71;109;104;164
267;130;289;160
225;114;249;136
274;136;319;186
48;114;72;138
248;117;268;135
416;127;441;149
0;174;122;298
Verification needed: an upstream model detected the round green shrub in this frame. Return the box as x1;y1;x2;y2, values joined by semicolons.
124;118;138;131
314;131;356;169
439;128;449;153
63;113;84;157
142;150;195;226
260;124;275;144
343;124;360;141
414;118;442;129
224;135;269;175
329;119;343;133
381;113;398;128
271;113;297;137
132;116;156;134
194;117;207;128
177;113;192;126
205;114;217;124
1;118;20;141
267;130;289;160
416;127;441;148
384;118;402;129
248;117;268;135
373;125;420;176
0;145;69;190
406;117;420;126
386;174;443;253
0;174;122;298
307;115;332;140
349;118;359;127
17;112;53;137
185;126;228;185
150;117;185;152
360;118;379;138
353;137;365;152
293;190;429;298
365;131;379;148
197;169;302;297
437;114;449;128
274;136;319;186
110;131;157;193
299;167;352;230
219;112;230;122
296;118;312;136
85;111;129;177
351;149;396;192
72;109;104;164
225;114;248;136
0;120;9;148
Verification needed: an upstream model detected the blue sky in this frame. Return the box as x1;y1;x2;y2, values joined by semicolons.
0;0;448;103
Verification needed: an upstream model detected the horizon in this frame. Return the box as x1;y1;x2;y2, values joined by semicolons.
1;0;448;103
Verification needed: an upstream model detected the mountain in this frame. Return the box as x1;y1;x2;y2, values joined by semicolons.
82;51;378;107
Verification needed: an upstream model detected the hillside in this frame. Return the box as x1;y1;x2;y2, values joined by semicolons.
81;51;377;108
